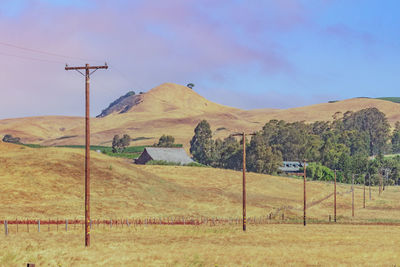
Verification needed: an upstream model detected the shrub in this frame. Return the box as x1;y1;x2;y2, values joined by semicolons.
2;134;21;144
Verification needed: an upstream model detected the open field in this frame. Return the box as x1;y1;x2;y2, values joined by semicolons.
1;224;400;266
1;140;400;223
2;141;400;265
2;83;400;148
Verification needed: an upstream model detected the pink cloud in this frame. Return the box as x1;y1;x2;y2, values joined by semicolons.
0;0;310;118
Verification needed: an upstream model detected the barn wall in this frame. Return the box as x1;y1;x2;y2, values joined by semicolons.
135;150;153;164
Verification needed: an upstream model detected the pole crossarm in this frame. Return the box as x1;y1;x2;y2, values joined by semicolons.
65;65;108;70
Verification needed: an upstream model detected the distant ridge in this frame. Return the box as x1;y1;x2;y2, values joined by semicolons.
376;97;400;104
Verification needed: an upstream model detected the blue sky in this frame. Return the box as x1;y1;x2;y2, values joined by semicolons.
0;0;399;118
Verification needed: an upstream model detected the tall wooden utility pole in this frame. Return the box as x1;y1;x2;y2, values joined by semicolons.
65;63;108;247
334;170;337;223
352;174;355;217
303;160;307;226
231;132;255;232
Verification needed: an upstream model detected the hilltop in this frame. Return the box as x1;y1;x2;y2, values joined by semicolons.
1;83;400;147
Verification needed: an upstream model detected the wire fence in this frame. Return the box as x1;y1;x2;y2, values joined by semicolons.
4;214;400;236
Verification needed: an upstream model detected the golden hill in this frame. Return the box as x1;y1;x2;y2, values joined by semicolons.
1;83;400;147
0;142;399;223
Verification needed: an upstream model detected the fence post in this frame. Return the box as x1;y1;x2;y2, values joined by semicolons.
4;220;8;236
329;215;331;222
66;219;68;231
38;220;40;232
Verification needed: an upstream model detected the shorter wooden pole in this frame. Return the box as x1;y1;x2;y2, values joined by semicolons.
352;174;355;217
369;173;371;200
363;175;366;208
334;170;337;222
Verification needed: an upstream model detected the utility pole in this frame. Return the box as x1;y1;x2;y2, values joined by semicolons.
368;172;371;200
382;168;391;192
231;132;255;232
334;170;337;223
303;160;307;226
352;174;355;217
65;63;108;247
363;174;366;209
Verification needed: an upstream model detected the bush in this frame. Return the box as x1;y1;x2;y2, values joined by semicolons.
185;162;207;167
2;134;21;144
303;162;335;181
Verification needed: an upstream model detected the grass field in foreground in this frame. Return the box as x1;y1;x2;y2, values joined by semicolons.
1;224;400;266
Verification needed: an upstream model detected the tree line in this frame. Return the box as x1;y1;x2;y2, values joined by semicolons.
190;107;400;184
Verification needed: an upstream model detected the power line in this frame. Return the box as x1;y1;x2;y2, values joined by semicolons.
0;41;102;63
0;51;65;64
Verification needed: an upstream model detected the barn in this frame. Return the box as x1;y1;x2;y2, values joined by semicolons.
134;147;194;165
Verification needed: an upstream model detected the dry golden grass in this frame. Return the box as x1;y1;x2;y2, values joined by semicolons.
1;140;400;223
1;83;400;148
1;224;400;266
2;142;400;265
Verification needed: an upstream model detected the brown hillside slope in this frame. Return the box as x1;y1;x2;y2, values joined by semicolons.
0;144;399;222
0;83;399;147
240;97;400;123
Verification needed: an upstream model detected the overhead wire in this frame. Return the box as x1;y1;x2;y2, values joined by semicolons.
0;40;103;63
0;51;65;64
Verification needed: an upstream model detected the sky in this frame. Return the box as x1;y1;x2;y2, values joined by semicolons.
0;0;399;119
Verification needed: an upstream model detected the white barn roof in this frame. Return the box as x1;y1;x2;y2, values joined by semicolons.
143;147;193;164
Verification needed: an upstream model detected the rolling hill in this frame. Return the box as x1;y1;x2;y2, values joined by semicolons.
1;83;400;148
1;140;399;223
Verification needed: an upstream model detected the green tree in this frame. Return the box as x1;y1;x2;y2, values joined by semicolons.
391;122;400;153
247;133;282;174
190;120;214;165
156;135;175;147
112;134;131;153
342;108;390;155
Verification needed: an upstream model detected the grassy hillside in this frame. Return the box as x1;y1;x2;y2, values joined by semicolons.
1;141;399;223
2;142;400;265
2;84;400;149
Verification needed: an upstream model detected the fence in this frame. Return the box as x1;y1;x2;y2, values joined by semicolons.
2;215;295;235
